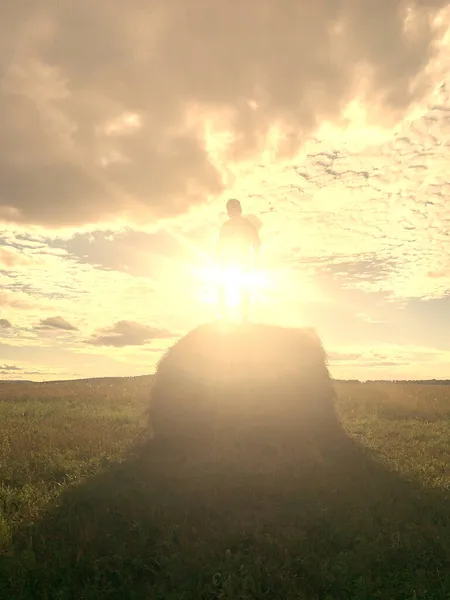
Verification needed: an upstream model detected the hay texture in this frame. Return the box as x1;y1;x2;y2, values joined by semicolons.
150;322;337;447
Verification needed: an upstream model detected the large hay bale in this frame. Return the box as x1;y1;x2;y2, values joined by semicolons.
150;322;337;448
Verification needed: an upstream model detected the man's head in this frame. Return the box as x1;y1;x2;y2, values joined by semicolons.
226;198;242;218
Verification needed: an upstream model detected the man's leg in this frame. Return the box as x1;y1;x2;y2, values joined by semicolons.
217;284;226;319
241;283;250;322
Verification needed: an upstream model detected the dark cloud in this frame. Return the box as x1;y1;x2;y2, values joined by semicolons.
0;0;447;227
35;316;78;331
0;319;12;328
88;320;173;347
0;364;21;372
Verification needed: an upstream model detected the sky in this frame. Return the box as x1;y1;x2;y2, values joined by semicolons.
2;0;450;381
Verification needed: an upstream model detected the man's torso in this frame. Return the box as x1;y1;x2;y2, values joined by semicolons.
217;217;257;266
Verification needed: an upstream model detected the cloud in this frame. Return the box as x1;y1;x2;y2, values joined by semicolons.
0;290;33;310
46;229;187;277
0;1;447;228
328;349;409;368
35;316;78;331
328;351;362;362
0;247;31;268
0;233;185;348
327;341;450;378
88;320;174;347
237;76;450;302
361;360;410;368
0;362;72;379
0;319;12;328
0;364;21;373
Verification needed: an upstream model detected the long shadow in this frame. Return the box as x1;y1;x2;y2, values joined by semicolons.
2;423;449;600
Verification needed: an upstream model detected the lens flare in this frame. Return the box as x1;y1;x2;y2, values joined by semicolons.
199;264;269;315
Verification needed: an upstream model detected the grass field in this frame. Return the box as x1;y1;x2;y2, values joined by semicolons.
0;377;449;599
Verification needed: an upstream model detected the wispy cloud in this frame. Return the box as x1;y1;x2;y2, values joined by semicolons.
0;362;72;380
88;320;174;347
328;351;362;362
328;341;450;379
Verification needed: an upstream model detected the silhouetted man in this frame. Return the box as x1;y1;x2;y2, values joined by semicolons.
214;199;261;320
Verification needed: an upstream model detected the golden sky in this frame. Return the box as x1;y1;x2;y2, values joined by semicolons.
2;0;450;381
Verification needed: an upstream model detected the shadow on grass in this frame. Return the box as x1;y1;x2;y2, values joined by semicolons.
2;423;449;600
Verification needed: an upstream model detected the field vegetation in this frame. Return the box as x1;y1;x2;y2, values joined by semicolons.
0;377;449;599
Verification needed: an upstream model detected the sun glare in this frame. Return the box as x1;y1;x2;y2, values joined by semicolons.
199;264;269;310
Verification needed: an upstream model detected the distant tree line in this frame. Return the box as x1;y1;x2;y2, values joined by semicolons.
333;379;450;385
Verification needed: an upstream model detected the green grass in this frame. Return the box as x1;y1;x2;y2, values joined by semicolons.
0;377;449;599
